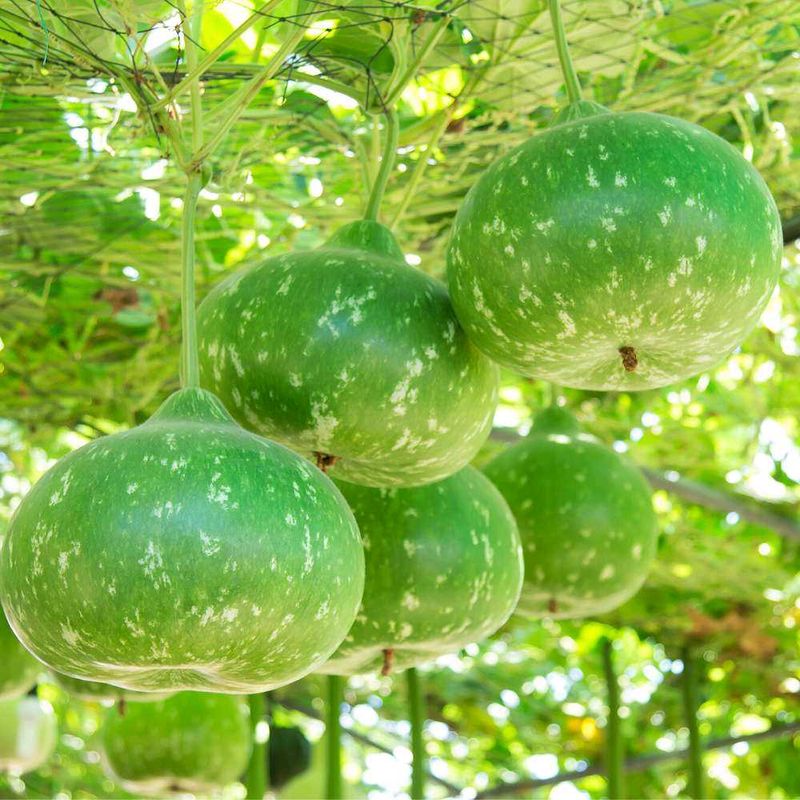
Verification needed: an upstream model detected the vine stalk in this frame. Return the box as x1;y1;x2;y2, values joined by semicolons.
153;0;285;111
244;694;267;799
364;108;400;222
548;0;582;104
407;667;426;800
383;14;451;108
681;645;705;799
180;172;202;388
326;675;344;800
601;637;625;799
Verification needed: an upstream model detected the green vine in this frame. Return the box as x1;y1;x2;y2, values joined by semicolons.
364;108;400;222
407;667;426;800
601;637;625;799
326;675;344;800
548;0;583;104
244;694;267;799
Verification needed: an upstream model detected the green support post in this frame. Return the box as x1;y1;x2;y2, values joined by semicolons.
407;667;426;799
601;637;625;799
245;693;266;799
681;645;705;799
326;675;344;800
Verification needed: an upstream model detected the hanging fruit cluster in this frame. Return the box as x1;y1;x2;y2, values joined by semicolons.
0;0;784;793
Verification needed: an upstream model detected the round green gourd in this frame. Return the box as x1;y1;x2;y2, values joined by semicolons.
484;406;659;619
268;724;312;790
0;610;39;701
318;466;524;675
0;387;364;693
100;692;251;794
0;696;57;774
51;671;174;704
447;106;783;390
197;220;499;487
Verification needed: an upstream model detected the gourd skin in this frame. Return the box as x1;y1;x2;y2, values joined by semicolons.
197;221;499;487
0;388;364;693
0;696;57;774
52;672;173;703
448;111;783;390
0;611;39;700
319;466;524;675
484;411;658;619
100;692;251;794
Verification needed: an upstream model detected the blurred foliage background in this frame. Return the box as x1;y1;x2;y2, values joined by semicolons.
0;0;798;798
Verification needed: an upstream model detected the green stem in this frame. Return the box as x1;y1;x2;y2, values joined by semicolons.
681;645;705;799
264;692;273;789
326;675;343;800
601;637;624;799
390;67;486;229
191;19;311;167
153;0;285;112
364;108;399;222
548;0;582;104
187;0;204;154
245;694;267;799
549;383;563;406
382;13;451;108
407;668;426;800
180;173;202;389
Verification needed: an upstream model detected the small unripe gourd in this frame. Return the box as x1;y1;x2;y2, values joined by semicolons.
448;104;783;390
0;388;364;693
484;407;658;619
319;466;524;675
0;696;57;774
197;221;499;487
100;692;251;795
0;610;39;700
268;724;312;790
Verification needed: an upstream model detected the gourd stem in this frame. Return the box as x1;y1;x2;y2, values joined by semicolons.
407;667;426;799
187;1;204;154
244;694;267;799
326;675;344;800
681;645;705;798
601;637;625;799
549;383;563;407
180;172;202;389
548;0;582;104
382;13;450;109
364;107;400;222
153;0;285;111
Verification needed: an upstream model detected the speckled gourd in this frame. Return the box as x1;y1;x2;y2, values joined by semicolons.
447;102;783;390
318;466;524;675
0;610;39;700
52;671;174;704
0;696;57;774
100;692;251;794
0;388;364;693
484;406;658;619
197;220;499;487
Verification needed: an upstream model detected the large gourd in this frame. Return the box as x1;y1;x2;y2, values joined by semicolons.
100;692;251;794
0;610;39;700
484;407;658;619
446;2;783;391
197;220;499;487
0;696;57;774
319;466;524;675
0;388;364;693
